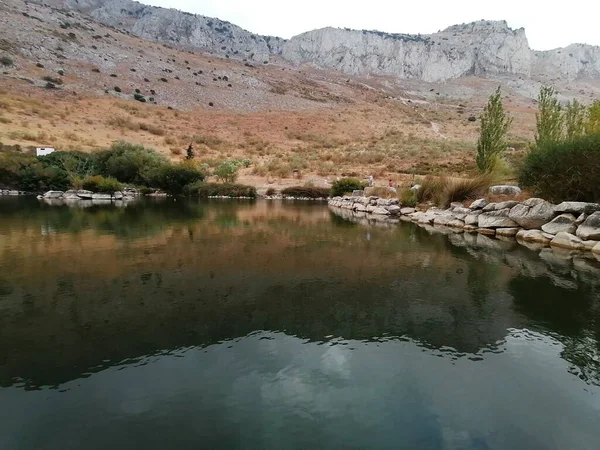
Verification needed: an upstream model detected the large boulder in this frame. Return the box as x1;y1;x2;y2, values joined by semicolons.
478;209;519;228
554;202;600;215
541;214;577;235
76;190;94;199
482;201;519;212
386;205;401;215
550;232;585;251
489;185;521;197
92;193;112;200
508;198;555;229
469;198;488;210
43;190;64;198
371;207;390;215
576;212;600;240
464;214;481;226
62;190;80;199
434;214;456;226
400;207;416;215
354;203;367;212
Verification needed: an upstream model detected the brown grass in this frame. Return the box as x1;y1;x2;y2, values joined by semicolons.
416;174;492;207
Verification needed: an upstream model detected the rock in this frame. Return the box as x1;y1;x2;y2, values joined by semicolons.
8;190;19;195
576;212;600;240
400;207;416;215
92;193;112;200
508;198;556;229
371;207;390;215
469;198;488;210
76;190;94;199
354;203;367;212
541;213;577;235
489;185;521;197
113;191;124;200
351;190;364;197
450;202;463;209
496;228;521;237
410;184;421;192
583;240;599;251
478;209;519;228
516;229;552;244
477;228;496;236
62;190;80;199
592;242;600;254
465;214;481;226
386;205;401;215
576;213;587;225
550;232;585;251
451;207;471;216
482;201;519;212
447;219;466;228
463;225;477;231
554;202;600;215
434;215;456;226
43;190;64;198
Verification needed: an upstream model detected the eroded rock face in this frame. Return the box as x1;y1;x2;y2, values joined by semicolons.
541;214;577;235
554;202;600;215
576;212;600;240
509;198;556;229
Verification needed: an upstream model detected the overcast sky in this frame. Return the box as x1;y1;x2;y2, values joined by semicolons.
143;0;599;50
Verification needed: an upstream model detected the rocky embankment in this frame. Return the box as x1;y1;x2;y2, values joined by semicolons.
37;189;141;204
329;194;600;257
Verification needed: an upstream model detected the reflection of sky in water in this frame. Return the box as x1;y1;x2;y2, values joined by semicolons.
1;331;598;450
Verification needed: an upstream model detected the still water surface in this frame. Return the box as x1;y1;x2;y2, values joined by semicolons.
0;197;599;450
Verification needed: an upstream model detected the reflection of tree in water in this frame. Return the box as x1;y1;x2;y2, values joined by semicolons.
508;272;600;386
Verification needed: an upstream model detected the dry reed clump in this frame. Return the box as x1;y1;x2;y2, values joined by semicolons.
416;175;492;208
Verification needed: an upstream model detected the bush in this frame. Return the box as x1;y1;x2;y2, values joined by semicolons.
133;93;146;103
0;152;69;192
416;175;491;207
399;188;418;207
148;161;205;195
42;76;63;85
81;175;123;193
0;56;14;66
330;178;365;197
213;161;239;183
281;186;330;198
265;187;277;196
184;182;256;198
114;86;121;92
519;133;600;202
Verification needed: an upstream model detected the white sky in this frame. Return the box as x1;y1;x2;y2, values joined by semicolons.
143;0;600;50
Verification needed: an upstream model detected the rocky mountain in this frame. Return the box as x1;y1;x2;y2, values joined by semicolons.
26;0;600;82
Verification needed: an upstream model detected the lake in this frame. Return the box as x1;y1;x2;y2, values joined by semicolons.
0;197;599;450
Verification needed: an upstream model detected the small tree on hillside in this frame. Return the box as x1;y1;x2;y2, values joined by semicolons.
587;100;600;135
564;99;588;140
476;87;512;173
535;86;563;148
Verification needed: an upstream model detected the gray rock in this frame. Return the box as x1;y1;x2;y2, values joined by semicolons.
386;205;401;215
541;213;577;235
354;203;367;212
478;209;519;228
550;232;585;251
400;207;416;215
8;190;19;196
76;190;94;199
43;190;64;198
496;227;521;237
371;207;390;215
452;207;472;215
508;198;556;229
576;213;587;225
516;229;552;244
465;214;482;226
576;212;600;240
489;185;522;197
92;193;112;200
554;202;600;215
583;240;599;251
482;201;519;212
477;228;496;236
469;198;488;210
593;242;600;254
434;215;456;226
450;202;464;209
351;190;364;197
447;219;466;228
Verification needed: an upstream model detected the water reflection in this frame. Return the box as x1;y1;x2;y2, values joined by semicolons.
0;198;599;450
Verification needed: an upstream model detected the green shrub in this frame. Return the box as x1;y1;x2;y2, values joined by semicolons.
81;175;123;193
399;188;418;207
42;76;63;85
265;187;277;196
93;141;168;186
0;56;14;66
0;152;69;192
281;186;330;198
213;161;239;183
184;182;256;198
148;162;205;195
330;178;365;197
519;133;600;202
114;86;121;93
133;93;146;102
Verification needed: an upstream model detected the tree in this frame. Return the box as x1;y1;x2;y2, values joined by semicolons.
587;100;600;135
535;86;563;148
476;87;512;173
186;142;195;160
213;161;239;183
564;99;588;140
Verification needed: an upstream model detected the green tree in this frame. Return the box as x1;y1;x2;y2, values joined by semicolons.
564;99;588;140
535;86;563;148
214;161;239;183
587;100;600;134
476;87;512;173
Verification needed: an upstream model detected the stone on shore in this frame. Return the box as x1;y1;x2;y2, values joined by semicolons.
593;242;600;254
469;199;488;210
386;205;401;215
554;202;600;215
508;198;555;229
43;190;64;198
92;193;112;200
400;207;416;215
477;228;496;236
76;190;94;199
496;228;521;237
576;212;600;240
541;213;577;235
550;232;585;251
516;229;552;244
371;207;390;215
482;201;519;212
478;209;519;228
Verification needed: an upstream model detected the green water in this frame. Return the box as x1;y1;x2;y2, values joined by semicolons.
0;197;599;450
